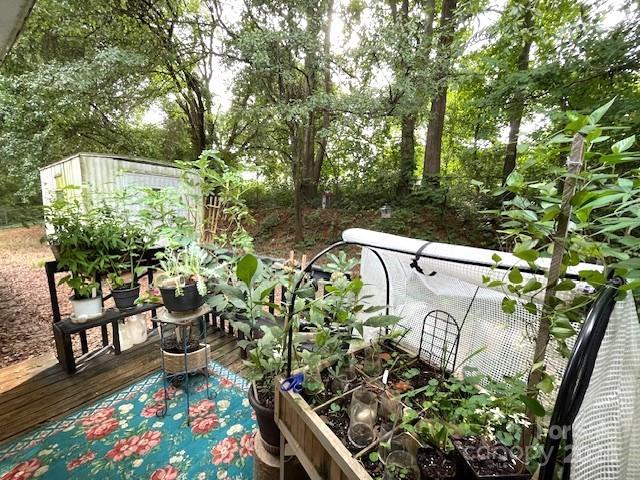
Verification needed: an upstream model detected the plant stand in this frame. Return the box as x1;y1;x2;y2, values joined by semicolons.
156;303;214;425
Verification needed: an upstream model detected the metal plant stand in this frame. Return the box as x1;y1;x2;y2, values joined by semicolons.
156;304;214;425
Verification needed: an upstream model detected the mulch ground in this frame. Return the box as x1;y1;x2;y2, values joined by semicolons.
0;226;105;368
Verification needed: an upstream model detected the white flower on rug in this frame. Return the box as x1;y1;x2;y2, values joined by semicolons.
227;424;243;435
217;400;230;412
139;394;148;402
217;471;228;479
197;473;206;480
173;413;183;421
34;465;49;477
133;459;144;468
170;455;184;464
153;421;164;428
38;449;53;456
242;399;249;407
119;420;129;429
118;403;134;414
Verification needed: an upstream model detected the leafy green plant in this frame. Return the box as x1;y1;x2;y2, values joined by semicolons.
155;243;216;296
43;189;121;299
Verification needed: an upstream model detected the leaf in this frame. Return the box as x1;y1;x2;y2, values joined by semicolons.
364;315;402;328
537;374;554;394
491;253;502;264
514;245;539;262
236;254;258;285
368;452;379;463
508;267;523;284
555;279;576;291
524;302;538;315
501;297;516;314
519;395;546;417
589;98;615;124
522;278;542;294
611;135;635;154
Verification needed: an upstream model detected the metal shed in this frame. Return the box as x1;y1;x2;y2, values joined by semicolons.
39;152;186;207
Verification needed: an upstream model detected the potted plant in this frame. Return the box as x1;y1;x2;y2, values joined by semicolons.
107;220;155;311
209;254;287;452
155;243;214;312
43;193;114;320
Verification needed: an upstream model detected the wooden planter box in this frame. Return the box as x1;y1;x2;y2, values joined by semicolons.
274;343;418;480
275;373;372;480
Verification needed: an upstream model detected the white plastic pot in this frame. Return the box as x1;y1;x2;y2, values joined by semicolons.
119;320;133;351
70;295;103;321
128;314;148;345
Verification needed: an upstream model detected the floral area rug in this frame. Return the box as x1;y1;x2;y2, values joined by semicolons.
0;362;256;480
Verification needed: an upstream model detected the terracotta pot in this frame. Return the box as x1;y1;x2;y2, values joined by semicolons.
248;384;280;454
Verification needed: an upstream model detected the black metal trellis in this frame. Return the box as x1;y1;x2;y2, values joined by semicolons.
284;236;624;477
417;309;462;373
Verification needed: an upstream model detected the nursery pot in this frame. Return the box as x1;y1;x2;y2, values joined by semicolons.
159;283;204;313
112;284;141;310
248;383;280;454
70;295;103;321
416;447;456;480
453;438;531;480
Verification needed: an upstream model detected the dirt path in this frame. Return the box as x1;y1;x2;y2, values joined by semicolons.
0;226;62;367
0;226;106;368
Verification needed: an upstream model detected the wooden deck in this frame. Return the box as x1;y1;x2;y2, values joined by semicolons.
0;329;245;444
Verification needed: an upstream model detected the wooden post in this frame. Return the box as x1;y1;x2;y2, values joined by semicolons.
524;133;585;446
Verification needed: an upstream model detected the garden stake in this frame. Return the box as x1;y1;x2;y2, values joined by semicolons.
523;133;585;449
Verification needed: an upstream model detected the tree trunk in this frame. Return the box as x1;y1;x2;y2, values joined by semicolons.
502;1;533;183
290;125;305;243
422;0;458;186
397;114;416;195
313;0;334;197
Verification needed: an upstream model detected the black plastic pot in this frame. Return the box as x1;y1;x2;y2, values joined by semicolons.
453;438;531;480
416;447;456;480
248;383;280;454
159;283;204;313
112;284;141;310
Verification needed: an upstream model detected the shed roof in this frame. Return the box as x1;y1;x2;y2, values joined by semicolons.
39;152;179;171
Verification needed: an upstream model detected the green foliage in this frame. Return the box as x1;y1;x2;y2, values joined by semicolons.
487;100;640;356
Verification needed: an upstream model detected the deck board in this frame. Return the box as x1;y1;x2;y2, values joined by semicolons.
0;329;244;444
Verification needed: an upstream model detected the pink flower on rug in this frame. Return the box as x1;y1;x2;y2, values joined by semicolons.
149;465;179;480
239;433;255;458
80;406;115;427
106;436;141;462
0;458;41;480
211;437;238;465
135;431;162;455
188;398;215;417
67;451;96;471
85;418;119;441
153;385;177;402
141;403;165;418
219;378;234;388
191;414;220;435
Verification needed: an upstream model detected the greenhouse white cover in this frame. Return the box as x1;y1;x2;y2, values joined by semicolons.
347;228;640;480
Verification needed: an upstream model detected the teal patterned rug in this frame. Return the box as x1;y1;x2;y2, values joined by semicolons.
0;362;256;480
